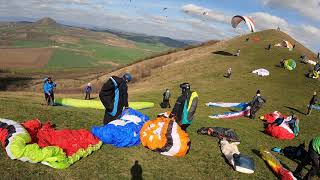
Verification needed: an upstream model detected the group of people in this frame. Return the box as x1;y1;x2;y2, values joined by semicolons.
42;72;319;179
99;73;198;131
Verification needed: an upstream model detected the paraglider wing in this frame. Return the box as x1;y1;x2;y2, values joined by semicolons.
231;15;256;32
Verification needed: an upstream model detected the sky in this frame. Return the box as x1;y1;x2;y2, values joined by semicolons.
0;0;319;52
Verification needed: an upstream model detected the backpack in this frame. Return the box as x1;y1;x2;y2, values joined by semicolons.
181;91;198;125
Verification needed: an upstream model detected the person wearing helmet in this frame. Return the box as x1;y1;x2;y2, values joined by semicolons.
99;73;132;124
85;83;92;100
43;77;56;106
249;90;266;119
170;83;198;131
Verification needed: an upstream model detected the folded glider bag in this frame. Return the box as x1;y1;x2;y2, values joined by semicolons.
55;98;154;110
197;127;240;142
92;108;150;147
0;118;102;169
260;149;297;180
140;117;190;157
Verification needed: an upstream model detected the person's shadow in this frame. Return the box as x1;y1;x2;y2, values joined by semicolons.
131;160;143;180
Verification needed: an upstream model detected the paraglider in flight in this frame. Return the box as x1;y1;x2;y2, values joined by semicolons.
231;15;256;33
203;12;208;16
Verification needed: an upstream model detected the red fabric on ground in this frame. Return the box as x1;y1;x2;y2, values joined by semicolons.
21;119;42;143
0;128;8;147
265;124;294;140
22;120;101;156
261;111;286;124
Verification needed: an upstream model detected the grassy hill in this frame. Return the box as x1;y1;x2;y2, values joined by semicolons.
0;29;319;179
0;17;187;71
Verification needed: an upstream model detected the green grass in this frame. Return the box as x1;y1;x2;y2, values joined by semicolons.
11;40;56;48
78;40;151;64
0;30;319;179
46;49;97;68
135;42;171;52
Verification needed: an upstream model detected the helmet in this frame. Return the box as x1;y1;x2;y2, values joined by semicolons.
88;83;92;86
180;83;190;91
123;73;132;82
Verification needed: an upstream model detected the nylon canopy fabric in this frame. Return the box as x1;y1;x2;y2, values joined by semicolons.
0;118;102;169
231;15;256;32
252;69;270;76
284;59;296;70
92;108;150;147
207;102;250;119
55;98;154;110
197;127;240;142
140;117;190;157
260;149;297;180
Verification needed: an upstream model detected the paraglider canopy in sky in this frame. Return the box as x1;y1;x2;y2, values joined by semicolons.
231;15;256;33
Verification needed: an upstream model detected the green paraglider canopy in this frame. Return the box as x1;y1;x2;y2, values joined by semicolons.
284;59;296;71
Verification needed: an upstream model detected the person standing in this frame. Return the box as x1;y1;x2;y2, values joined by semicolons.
170;83;198;131
85;83;92;100
317;52;320;60
293;136;320;180
236;49;241;57
99;73;132;124
267;43;272;50
307;92;318;115
43;77;56;106
161;89;171;108
249;90;266;119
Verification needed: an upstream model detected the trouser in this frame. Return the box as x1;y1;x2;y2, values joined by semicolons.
307;105;313;115
225;73;231;78
249;105;260;119
294;141;319;180
180;124;190;132
162;99;171;108
85;93;91;100
103;111;120;125
45;92;54;105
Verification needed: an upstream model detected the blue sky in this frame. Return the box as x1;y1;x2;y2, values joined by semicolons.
0;0;319;52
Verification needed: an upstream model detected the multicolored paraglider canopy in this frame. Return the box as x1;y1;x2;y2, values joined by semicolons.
231;15;256;33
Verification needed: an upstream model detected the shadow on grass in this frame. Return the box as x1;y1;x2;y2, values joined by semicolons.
131;160;143;180
283;106;306;115
212;51;234;56
0;76;34;91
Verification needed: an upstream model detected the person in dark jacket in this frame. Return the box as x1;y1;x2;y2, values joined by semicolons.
43;77;56;106
170;83;198;131
161;89;171;108
249;90;266;119
307;92;317;115
293;136;320;180
317;52;320;59
267;43;272;50
99;73;132;124
85;83;92;100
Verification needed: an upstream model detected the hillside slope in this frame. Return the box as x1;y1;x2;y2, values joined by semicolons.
0;29;319;179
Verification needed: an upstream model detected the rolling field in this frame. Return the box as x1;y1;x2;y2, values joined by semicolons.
0;30;319;179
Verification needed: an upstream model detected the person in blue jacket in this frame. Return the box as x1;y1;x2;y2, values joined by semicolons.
99;73;132;124
85;83;92;100
43;77;56;106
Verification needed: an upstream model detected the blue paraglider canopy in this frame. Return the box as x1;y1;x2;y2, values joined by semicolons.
91;108;150;148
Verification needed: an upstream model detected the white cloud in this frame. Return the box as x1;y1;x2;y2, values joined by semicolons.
263;0;320;21
249;12;289;30
182;4;231;24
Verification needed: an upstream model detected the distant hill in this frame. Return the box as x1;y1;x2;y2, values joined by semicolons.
0;17;193;70
102;29;191;48
34;17;57;26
